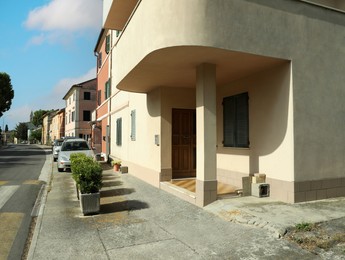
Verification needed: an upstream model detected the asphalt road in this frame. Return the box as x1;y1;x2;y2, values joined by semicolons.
0;144;49;260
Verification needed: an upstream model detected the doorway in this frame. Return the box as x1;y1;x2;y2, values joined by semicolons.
172;109;196;178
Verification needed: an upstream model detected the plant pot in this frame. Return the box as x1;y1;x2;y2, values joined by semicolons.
113;164;121;172
80;192;100;215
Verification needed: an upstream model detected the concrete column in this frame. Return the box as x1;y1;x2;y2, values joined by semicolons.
196;63;217;207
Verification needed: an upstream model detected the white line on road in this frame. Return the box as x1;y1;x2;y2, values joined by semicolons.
0;185;20;209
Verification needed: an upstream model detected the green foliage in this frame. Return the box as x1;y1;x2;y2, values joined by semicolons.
0;72;14;117
30;128;42;142
71;153;103;194
111;160;121;166
15;122;28;140
295;222;313;231
32;109;50;127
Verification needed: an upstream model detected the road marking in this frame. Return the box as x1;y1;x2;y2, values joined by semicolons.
0;213;24;260
23;180;43;185
0;181;8;185
0;185;19;209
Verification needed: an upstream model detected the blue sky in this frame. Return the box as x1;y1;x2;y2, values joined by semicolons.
0;0;102;130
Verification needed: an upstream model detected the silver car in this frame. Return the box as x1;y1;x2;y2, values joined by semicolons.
57;138;95;172
52;138;64;161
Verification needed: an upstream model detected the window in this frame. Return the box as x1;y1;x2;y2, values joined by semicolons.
105;35;110;54
73;93;76;101
116;118;122;146
98;52;102;68
130;110;136;141
84;92;91;100
72;111;75;122
105;79;111;99
223;92;249;148
97;90;101;105
83;110;91;121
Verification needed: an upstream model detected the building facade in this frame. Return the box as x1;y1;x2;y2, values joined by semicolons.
101;0;345;206
50;108;65;140
63;79;97;141
92;29;119;156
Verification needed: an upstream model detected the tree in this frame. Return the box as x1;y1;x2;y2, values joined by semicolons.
0;72;15;117
32;109;50;127
30;128;42;143
15;122;28;140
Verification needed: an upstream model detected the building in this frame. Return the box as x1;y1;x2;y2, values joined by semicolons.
50;108;65;140
63;79;97;141
92;28;118;155
41;110;57;145
100;0;345;206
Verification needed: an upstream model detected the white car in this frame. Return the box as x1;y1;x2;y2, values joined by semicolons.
52;138;64;161
57;138;95;172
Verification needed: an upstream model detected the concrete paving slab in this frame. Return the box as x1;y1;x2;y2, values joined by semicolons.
29;157;344;259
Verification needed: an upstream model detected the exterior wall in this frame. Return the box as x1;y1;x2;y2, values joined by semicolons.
217;63;294;202
78;85;97;139
64;89;77;137
106;0;345;203
50;113;59;141
95;30;111;155
64;79;97;139
41;116;49;145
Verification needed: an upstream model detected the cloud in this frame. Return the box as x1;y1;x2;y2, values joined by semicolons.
24;0;102;45
50;67;96;99
5;68;96;130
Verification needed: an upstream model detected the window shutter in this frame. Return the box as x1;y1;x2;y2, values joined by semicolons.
116;118;122;146
131;110;136;141
235;93;249;147
105;81;109;99
98;52;102;68
105;35;110;54
223;96;235;147
223;92;249;147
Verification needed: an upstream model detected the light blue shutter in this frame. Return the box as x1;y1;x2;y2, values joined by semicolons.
131;110;136;141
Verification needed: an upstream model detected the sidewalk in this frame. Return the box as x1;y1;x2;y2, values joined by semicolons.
28;161;345;259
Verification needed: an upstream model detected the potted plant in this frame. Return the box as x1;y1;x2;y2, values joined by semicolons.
70;153;103;215
111;159;121;172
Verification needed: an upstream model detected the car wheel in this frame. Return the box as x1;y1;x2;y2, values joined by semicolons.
58;168;63;172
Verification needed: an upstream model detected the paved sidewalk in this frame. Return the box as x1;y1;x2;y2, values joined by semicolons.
28;164;337;260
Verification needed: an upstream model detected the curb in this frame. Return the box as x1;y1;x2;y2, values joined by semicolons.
27;148;53;260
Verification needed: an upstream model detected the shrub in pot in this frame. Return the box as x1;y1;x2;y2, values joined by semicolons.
111;159;121;172
71;153;103;215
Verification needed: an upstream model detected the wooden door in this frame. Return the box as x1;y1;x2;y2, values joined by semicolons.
172;109;196;178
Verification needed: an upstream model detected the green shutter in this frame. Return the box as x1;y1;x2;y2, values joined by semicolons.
105;35;110;54
223;92;249;147
116;118;122;146
235;93;249;147
223;96;236;147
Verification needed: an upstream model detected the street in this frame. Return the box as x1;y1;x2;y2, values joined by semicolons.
0;144;49;260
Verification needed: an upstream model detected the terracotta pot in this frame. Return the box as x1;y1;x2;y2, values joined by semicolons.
113;164;120;172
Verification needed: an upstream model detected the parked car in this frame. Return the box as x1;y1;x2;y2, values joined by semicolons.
52;138;64;162
57;138;95;172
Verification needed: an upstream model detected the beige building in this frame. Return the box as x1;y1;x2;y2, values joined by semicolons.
50;108;65;140
41;110;57;145
101;0;345;206
63;79;97;140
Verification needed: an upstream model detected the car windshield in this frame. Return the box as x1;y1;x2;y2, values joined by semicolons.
61;141;90;151
55;141;63;146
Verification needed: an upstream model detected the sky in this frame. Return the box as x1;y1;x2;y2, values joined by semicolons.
0;0;103;130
